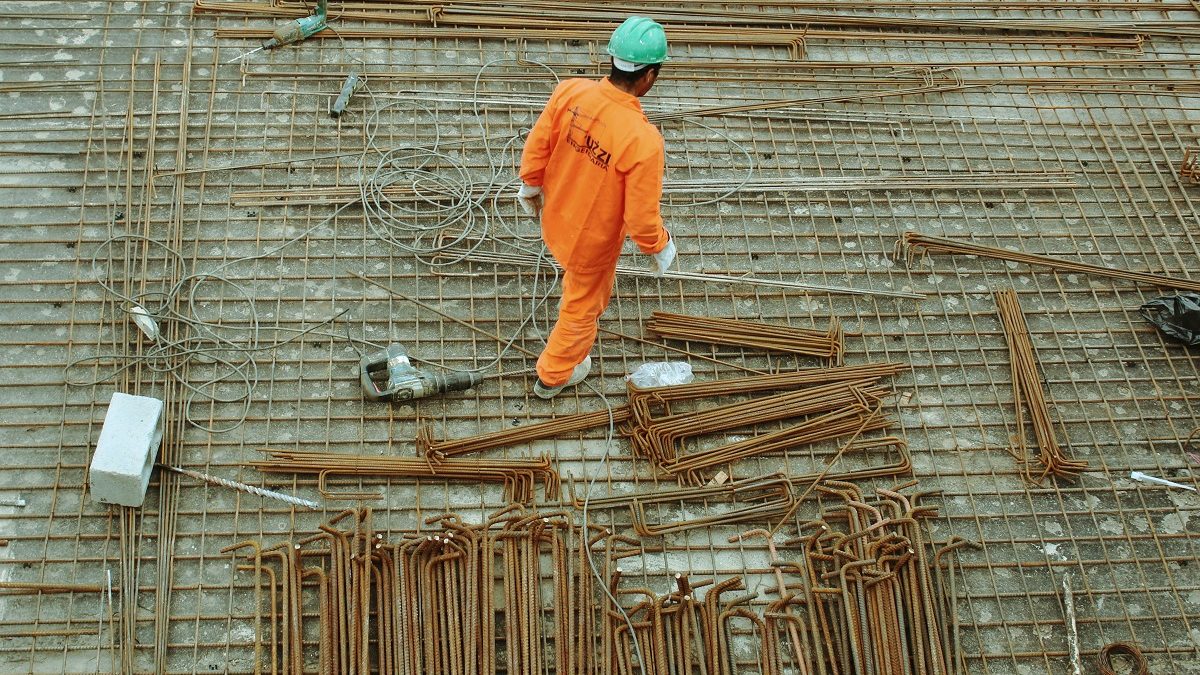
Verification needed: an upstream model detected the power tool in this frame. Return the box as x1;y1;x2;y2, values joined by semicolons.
360;344;481;402
228;0;328;63
329;72;362;119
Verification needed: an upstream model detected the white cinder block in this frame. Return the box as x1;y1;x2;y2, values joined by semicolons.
88;392;164;508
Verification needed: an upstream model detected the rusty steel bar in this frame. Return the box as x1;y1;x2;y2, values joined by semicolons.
902;231;1200;293
645;311;845;365
995;289;1089;482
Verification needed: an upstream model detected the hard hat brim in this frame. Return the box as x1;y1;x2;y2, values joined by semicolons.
611;56;644;72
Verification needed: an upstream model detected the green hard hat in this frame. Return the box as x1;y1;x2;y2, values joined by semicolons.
606;16;669;67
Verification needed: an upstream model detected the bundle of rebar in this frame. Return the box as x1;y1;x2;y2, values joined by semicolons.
224;507;596;675
569;436;913;535
604;572;766;675
621;364;904;484
995;289;1088;481
250;449;559;502
629;379;887;462
660;404;892;485
627;361;908;421
223;482;973;674
1181;148;1200;185
417;406;631;460
625;474;799;536
646;311;845;365
597;481;976;675
763;481;980;675
901;231;1200;293
630;380;887;467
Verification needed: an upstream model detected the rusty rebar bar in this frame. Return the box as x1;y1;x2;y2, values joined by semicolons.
995;289;1088;482
902;231;1200;292
645;311;845;365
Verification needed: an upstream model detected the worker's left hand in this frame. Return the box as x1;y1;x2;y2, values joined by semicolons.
652;235;677;277
516;183;543;218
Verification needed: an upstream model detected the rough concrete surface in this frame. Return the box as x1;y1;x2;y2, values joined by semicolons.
0;0;1198;673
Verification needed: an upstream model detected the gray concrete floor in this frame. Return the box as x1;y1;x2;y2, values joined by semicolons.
0;1;1198;673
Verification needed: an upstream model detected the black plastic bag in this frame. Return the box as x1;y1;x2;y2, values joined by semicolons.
1140;293;1200;346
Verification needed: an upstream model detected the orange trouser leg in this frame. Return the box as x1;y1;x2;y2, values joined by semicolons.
536;266;617;386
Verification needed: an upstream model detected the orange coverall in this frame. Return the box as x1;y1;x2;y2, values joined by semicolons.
520;77;670;386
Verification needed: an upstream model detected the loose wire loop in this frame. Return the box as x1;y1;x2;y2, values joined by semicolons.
79;54;657;669
67;59;570;431
1097;641;1150;675
72;53;771;436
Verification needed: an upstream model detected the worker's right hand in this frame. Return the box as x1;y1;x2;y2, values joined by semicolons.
516;183;543;218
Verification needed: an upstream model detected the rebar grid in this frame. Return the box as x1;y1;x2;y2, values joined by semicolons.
0;0;1198;673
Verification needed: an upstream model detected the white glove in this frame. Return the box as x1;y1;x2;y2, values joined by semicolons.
516;183;543;218
652;236;677;277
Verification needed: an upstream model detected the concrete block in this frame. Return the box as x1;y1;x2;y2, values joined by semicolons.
88;392;164;508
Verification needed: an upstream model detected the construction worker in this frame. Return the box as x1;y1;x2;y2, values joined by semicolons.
516;16;676;399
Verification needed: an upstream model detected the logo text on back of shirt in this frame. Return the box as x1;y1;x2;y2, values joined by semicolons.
566;106;612;170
